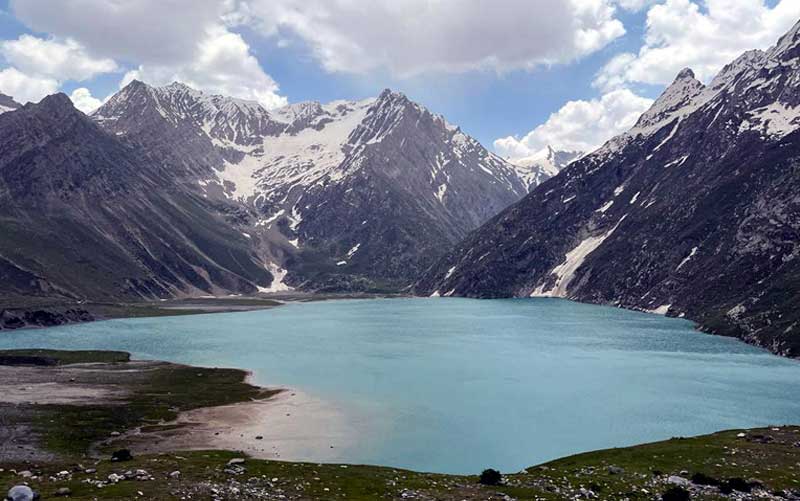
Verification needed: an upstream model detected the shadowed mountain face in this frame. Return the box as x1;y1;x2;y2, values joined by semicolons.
416;21;800;357
92;84;545;291
0;94;270;304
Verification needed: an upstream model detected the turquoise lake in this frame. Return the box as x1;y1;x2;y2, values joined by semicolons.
1;297;799;474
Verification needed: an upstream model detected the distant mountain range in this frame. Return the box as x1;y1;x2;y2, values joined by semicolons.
504;146;583;189
0;82;553;303
416;20;800;358
92;82;563;291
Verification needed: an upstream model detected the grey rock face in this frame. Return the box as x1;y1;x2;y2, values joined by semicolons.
416;20;800;357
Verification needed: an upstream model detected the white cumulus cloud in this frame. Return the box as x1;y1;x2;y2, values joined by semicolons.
10;0;233;66
613;0;660;11
595;0;800;90
9;0;287;108
120;27;287;109
494;89;653;158
240;0;626;75
68;87;104;114
0;67;58;104
1;35;117;81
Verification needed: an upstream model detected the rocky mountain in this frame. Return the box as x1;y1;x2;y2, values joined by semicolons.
506;146;583;190
0;93;271;304
93;83;541;291
415;21;800;357
0;93;21;114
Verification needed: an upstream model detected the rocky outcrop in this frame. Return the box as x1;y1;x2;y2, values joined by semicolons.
0;307;93;331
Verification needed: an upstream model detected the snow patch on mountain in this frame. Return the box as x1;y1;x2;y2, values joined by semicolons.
215;98;374;202
676;246;699;271
531;216;626;298
258;262;293;293
347;243;361;258
739;102;800;139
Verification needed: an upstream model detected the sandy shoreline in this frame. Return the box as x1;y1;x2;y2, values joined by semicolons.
124;388;357;463
0;352;363;465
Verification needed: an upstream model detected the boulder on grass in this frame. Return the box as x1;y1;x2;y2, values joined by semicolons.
6;485;39;501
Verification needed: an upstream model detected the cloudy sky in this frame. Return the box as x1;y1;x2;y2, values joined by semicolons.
0;0;798;159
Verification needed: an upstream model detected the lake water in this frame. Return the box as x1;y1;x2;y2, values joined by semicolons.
1;297;799;474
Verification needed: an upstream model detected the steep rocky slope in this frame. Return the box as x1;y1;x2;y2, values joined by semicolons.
416;21;800;357
93;84;544;291
0;94;271;304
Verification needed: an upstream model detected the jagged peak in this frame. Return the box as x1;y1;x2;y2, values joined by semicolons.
507;146;582;172
630;67;705;135
378;88;404;100
105;78;155;103
124;78;148;89
11;92;86;123
372;88;426;117
164;81;194;92
374;88;425;114
118;78;154;96
276;100;323;115
667;67;702;89
98;78;270;123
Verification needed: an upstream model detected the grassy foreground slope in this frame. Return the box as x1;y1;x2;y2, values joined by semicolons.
1;350;798;500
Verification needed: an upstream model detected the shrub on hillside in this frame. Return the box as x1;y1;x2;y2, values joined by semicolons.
478;468;502;486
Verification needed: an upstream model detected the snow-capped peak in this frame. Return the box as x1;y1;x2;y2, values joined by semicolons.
592;19;800;162
630;68;705;136
506;146;583;190
93;81;537;234
271;101;325;124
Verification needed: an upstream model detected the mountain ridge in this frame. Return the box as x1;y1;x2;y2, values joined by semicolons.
91;81;547;291
0;79;550;300
415;20;800;358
